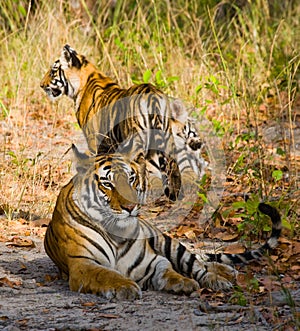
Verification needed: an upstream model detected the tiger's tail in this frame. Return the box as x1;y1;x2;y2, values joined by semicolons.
205;203;281;264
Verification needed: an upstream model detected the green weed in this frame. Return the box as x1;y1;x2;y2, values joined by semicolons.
229;286;248;306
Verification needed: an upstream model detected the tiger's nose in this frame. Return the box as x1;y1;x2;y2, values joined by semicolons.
40;80;49;90
40;85;51;93
124;204;136;213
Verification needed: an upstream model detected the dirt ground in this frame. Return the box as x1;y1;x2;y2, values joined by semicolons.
0;234;299;331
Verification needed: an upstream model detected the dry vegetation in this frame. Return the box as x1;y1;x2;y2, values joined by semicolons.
0;0;299;328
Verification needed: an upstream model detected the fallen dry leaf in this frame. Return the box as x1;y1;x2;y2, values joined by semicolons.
44;274;58;282
19;263;27;272
176;225;192;237
292;241;300;254
214;232;239;241
5;237;35;248
0;277;22;288
290;265;300;271
224;243;246;254
184;229;197;240
259;277;282;291
0;316;9;321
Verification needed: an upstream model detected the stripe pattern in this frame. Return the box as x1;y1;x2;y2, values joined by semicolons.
40;45;206;200
44;147;281;299
40;45;181;201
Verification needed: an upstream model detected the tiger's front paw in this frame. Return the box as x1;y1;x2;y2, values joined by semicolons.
197;262;237;291
69;265;142;300
102;280;142;300
160;269;200;295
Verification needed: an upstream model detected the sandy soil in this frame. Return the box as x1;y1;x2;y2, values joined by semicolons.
0;236;298;331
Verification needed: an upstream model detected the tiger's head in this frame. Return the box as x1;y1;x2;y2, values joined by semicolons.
72;145;147;222
40;45;96;101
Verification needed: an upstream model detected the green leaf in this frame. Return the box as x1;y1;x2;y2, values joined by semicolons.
155;70;163;84
272;170;283;182
237;223;246;232
114;37;126;51
131;78;142;85
235;213;250;218
143;69;152;83
208;74;219;84
7;150;16;158
232;201;246;209
282;217;292;230
167;76;178;83
18;5;27;17
195;84;202;94
263;224;272;232
197;192;208;203
221;209;232;218
276;147;285;156
245;197;259;214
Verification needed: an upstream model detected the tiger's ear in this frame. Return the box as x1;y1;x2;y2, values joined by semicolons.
169;98;188;123
60;45;81;69
72;144;91;174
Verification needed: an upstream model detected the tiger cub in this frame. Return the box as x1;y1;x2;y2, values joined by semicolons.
44;145;281;300
146;99;207;198
170;98;207;178
40;45;182;201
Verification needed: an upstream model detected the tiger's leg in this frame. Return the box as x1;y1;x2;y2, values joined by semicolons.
148;234;236;291
137;255;199;295
158;152;181;201
68;259;142;300
132;152;148;203
194;261;237;291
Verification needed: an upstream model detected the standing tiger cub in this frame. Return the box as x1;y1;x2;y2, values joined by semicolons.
44;145;282;300
40;45;183;201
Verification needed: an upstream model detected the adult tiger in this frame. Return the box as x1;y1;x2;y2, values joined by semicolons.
40;44;183;201
44;145;282;299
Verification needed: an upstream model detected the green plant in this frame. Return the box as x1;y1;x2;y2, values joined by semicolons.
230;195;274;236
229;286;248;306
0;0;28;32
0;98;9;119
131;69;179;89
197;173;209;204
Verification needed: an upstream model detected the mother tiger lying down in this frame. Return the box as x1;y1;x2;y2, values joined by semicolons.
44;145;282;300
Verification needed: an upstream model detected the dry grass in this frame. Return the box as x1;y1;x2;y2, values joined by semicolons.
0;0;299;227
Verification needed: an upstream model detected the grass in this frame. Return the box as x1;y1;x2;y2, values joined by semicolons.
0;0;299;222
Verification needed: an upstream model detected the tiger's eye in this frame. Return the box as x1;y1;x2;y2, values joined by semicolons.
101;180;113;190
129;172;136;183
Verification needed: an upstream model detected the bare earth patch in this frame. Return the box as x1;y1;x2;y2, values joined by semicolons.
0;228;299;330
